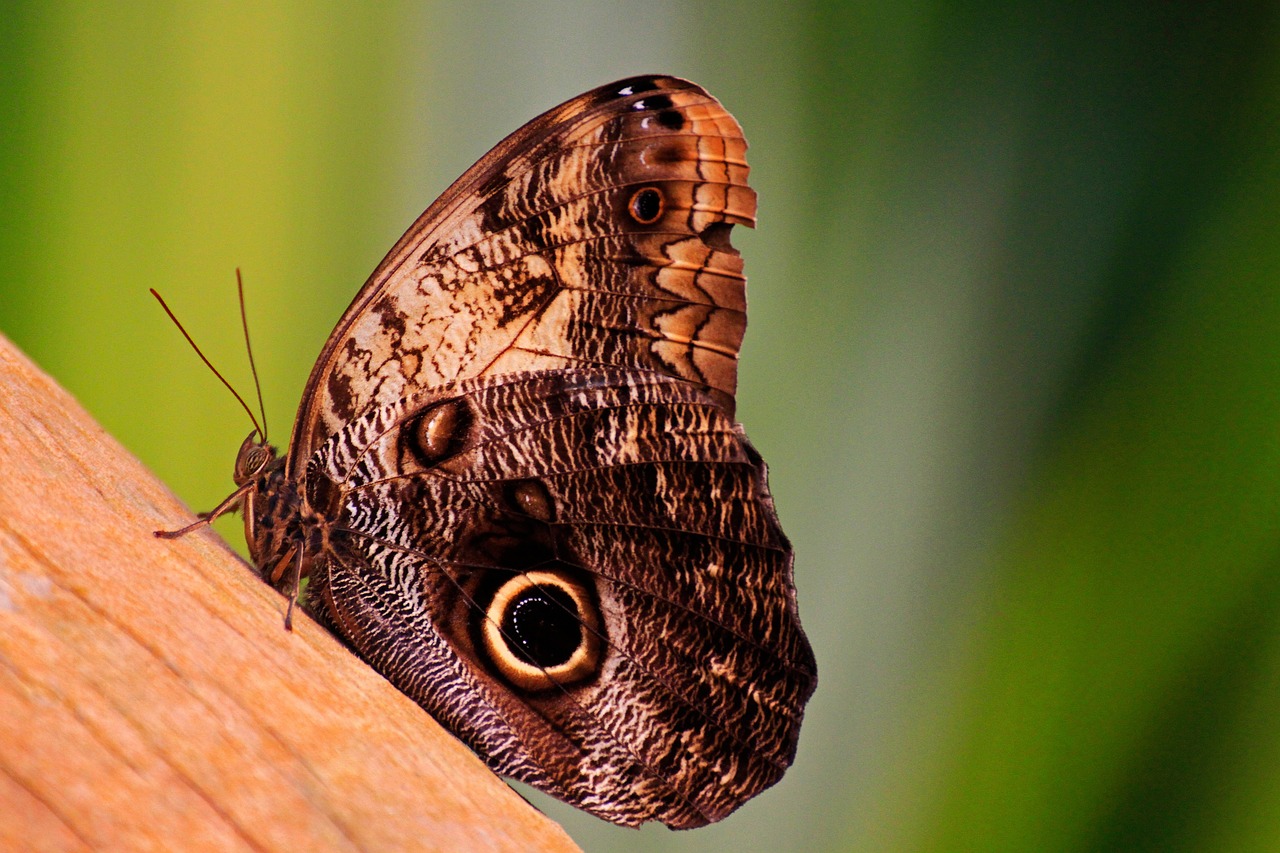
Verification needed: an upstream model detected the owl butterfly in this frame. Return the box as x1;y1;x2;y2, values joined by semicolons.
171;75;816;828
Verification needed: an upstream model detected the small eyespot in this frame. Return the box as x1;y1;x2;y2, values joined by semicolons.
508;478;555;523
656;109;684;131
632;93;673;112
615;76;659;98
478;570;603;692
628;187;665;225
404;398;473;468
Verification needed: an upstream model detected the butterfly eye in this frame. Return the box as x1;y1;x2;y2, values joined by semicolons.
628;187;665;225
233;433;275;484
479;570;603;692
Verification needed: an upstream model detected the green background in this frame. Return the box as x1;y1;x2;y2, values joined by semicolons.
4;2;1280;851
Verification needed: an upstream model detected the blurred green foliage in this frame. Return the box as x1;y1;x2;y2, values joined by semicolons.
2;2;1279;851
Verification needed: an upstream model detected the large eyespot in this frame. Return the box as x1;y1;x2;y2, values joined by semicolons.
478;570;603;691
403;398;473;468
627;186;665;225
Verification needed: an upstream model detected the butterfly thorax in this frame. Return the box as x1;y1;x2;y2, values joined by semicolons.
234;431;322;595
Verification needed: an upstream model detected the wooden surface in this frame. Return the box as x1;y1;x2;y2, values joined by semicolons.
0;334;582;853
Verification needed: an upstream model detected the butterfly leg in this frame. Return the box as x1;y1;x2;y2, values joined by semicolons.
154;479;254;539
283;545;305;632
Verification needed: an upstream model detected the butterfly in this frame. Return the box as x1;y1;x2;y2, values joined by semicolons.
167;75;816;829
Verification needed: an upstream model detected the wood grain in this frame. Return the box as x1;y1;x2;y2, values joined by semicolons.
0;333;581;853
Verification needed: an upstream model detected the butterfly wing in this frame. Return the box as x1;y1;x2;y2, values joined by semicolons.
282;76;815;827
303;368;815;827
287;75;755;471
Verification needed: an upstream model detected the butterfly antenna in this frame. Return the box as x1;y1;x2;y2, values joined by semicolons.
235;269;269;441
150;287;265;440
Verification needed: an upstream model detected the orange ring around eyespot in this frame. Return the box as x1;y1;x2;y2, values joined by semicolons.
627;186;665;225
481;570;603;691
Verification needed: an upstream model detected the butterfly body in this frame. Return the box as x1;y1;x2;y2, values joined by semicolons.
223;76;815;828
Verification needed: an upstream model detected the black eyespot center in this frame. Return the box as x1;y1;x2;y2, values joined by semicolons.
628;186;665;225
502;584;581;668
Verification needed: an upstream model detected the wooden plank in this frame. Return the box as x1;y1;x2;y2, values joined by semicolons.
0;334;580;853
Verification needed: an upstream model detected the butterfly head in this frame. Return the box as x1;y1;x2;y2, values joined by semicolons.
232;430;278;486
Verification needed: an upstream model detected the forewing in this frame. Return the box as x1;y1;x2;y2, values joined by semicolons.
288;75;756;472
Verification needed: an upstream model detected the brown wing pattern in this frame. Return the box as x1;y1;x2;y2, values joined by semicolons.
303;368;816;827
234;76;816;829
289;76;756;472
